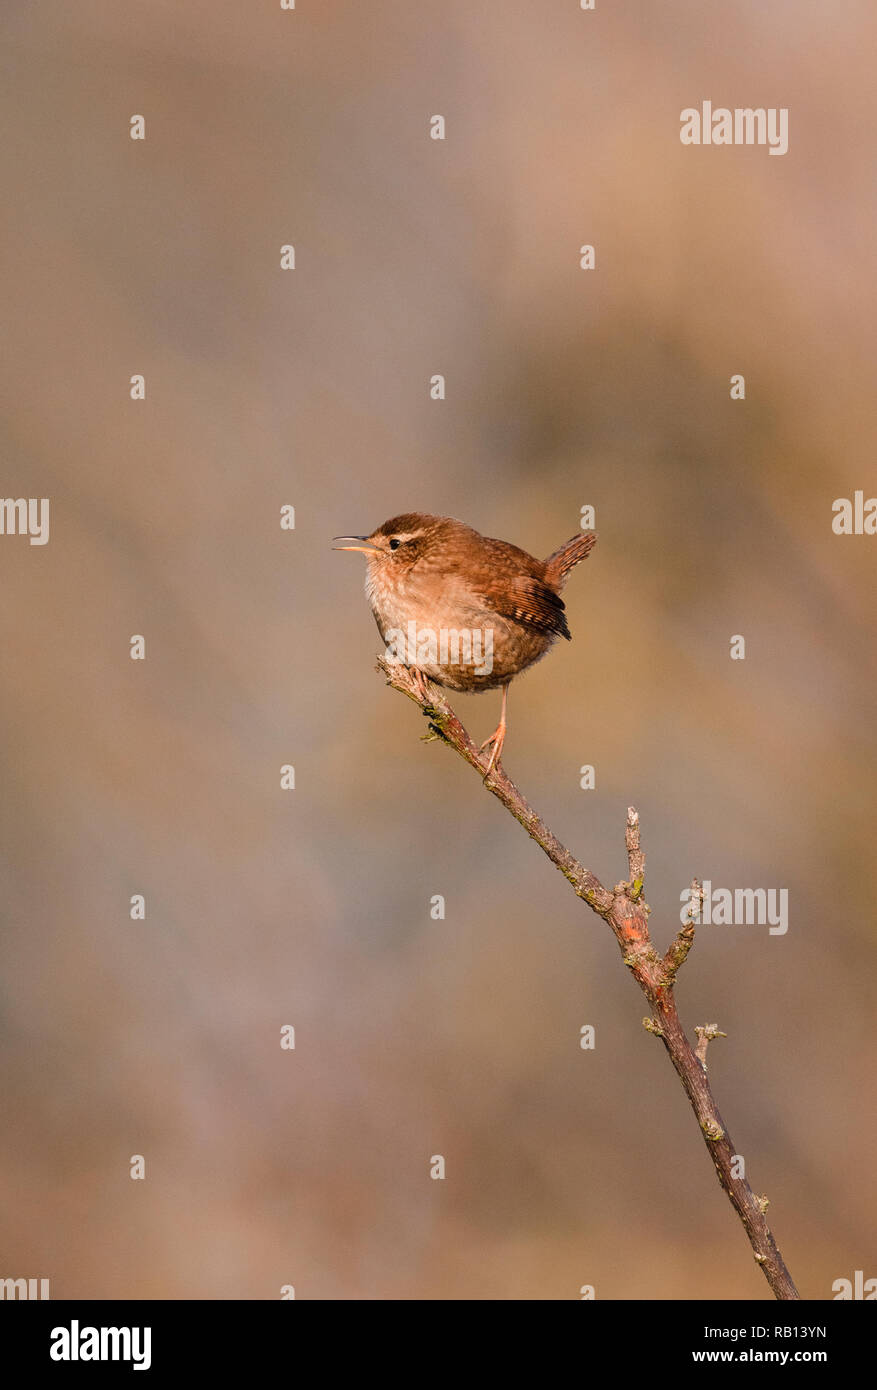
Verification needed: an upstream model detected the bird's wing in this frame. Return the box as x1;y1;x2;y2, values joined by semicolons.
482;574;571;639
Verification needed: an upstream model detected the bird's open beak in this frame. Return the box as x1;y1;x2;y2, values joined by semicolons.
332;536;381;553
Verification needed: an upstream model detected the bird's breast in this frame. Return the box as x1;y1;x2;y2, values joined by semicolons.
365;567;554;690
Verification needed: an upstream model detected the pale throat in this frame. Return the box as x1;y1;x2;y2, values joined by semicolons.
365;558;472;637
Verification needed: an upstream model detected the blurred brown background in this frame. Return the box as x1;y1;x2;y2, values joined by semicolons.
1;1;875;1299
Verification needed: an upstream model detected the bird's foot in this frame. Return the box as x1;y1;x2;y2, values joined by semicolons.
410;667;433;702
479;722;506;778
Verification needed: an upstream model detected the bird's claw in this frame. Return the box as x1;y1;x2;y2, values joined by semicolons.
411;667;432;702
479;726;506;778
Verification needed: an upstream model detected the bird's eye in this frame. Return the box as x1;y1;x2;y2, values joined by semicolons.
388;538;402;550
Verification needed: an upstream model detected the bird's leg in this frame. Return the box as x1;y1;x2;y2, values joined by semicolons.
480;683;509;777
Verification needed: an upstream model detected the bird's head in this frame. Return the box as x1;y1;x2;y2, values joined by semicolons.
333;513;457;573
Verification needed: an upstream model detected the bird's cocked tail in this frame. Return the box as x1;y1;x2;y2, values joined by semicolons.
544;531;597;589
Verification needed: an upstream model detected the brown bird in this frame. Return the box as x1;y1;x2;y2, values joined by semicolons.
334;513;596;773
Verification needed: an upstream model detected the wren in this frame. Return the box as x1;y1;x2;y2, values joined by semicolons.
334;513;596;773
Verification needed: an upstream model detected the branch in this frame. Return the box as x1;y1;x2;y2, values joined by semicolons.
376;656;800;1301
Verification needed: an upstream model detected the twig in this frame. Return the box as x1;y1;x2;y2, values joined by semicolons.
376;656;800;1300
695;1024;728;1072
